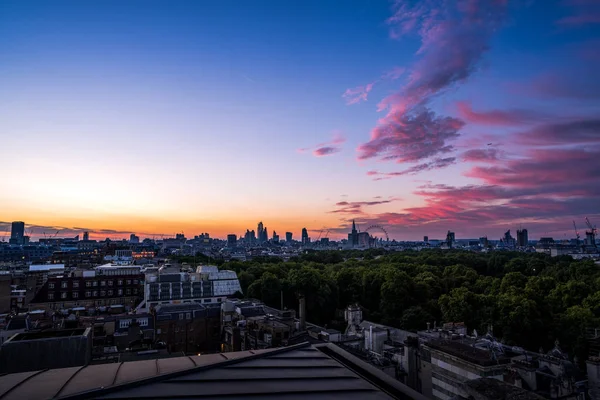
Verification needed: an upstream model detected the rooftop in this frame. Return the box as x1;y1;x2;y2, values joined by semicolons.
0;342;427;400
426;340;511;367
6;328;88;342
29;264;65;272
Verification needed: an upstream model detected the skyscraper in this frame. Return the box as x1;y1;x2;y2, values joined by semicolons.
301;228;309;244
517;229;528;247
263;226;268;243
446;231;455;248
257;222;264;243
286;232;292;243
227;234;237;247
10;221;25;245
272;231;279;243
83;231;89;241
348;220;358;247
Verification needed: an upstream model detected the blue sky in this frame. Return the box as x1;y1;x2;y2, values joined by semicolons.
1;0;599;240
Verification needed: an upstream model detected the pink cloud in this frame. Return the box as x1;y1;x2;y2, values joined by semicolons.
313;146;341;157
461;148;502;162
465;148;600;189
368;157;456;179
382;66;406;80
358;108;463;163
526;72;600;100
342;67;405;105
357;0;511;167
517;119;600;146
329;198;401;215
299;132;346;157
456;101;549;126
342;82;376;105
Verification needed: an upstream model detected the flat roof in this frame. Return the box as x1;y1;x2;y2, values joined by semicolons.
29;264;65;271
426;340;511;366
7;328;88;342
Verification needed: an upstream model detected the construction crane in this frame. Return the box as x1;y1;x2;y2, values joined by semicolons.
585;217;598;246
573;221;581;244
316;229;324;241
586;217;597;233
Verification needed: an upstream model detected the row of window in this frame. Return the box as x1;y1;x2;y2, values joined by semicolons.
119;318;149;329
47;288;138;300
48;279;139;290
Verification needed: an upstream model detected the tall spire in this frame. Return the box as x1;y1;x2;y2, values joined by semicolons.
352;220;356;231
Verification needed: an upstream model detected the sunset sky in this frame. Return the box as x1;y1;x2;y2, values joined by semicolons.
1;0;599;241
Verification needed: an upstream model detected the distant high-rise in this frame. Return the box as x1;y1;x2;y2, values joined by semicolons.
479;236;489;247
516;229;528;247
256;221;264;243
263;226;268;243
423;236;429;243
10;221;25;245
446;231;455;248
227;234;237;247
272;231;279;243
83;231;89;241
348;220;358;247
301;228;309;244
503;230;515;248
286;232;292;243
130;233;140;244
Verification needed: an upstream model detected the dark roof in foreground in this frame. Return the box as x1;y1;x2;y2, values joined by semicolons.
0;342;427;400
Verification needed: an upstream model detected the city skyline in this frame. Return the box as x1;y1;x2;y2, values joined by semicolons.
1;0;599;240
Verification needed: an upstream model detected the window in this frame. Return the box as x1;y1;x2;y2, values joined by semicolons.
138;318;148;327
133;288;138;295
118;289;123;296
73;292;79;298
179;313;184;320
108;280;113;286
126;288;131;295
133;279;138;284
86;281;92;287
120;319;131;329
126;279;131;285
108;290;113;296
61;292;67;299
118;280;123;285
85;291;91;297
93;290;98;297
73;281;79;288
100;281;106;286
92;281;98;287
100;290;106;297
48;282;55;289
186;313;191;320
48;293;54;300
61;281;68;289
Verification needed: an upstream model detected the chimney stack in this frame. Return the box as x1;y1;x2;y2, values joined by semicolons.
299;296;306;331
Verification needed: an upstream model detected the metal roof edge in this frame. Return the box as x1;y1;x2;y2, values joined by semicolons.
54;342;313;400
315;343;428;400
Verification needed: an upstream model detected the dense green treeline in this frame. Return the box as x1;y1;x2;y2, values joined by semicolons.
177;250;600;363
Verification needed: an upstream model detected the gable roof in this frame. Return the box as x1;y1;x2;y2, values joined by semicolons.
0;342;427;400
